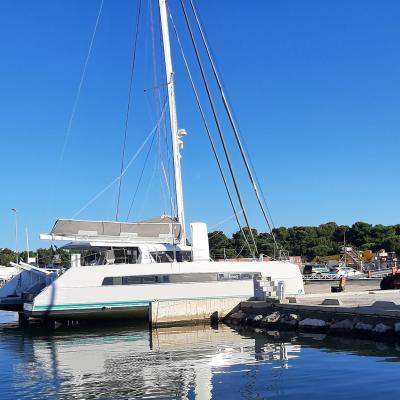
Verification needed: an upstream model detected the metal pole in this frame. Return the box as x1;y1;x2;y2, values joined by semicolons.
25;227;30;263
11;208;18;263
159;0;186;245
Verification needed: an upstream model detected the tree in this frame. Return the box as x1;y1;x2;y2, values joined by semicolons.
0;248;17;266
208;231;231;259
232;228;258;257
381;236;400;254
348;222;372;247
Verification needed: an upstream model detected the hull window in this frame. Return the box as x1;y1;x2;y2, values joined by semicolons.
102;272;260;286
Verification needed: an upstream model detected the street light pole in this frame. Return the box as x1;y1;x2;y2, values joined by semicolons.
11;208;18;263
25;227;30;263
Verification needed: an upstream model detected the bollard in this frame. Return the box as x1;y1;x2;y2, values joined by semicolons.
277;280;285;301
340;276;347;291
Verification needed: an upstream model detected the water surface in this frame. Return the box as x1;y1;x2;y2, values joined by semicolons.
1;311;399;399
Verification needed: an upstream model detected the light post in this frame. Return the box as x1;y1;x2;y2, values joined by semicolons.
11;208;18;263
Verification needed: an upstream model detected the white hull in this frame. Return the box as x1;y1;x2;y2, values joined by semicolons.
24;260;304;320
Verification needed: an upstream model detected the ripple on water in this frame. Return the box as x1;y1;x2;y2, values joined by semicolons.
1;312;400;399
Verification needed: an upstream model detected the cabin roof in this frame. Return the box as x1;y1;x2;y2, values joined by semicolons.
42;217;182;244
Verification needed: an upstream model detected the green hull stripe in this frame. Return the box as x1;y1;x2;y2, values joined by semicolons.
32;295;249;312
34;301;150;311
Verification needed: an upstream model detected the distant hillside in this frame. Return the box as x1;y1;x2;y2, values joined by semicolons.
1;221;399;265
208;222;400;261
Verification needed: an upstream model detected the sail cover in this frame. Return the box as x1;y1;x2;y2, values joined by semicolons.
49;217;182;242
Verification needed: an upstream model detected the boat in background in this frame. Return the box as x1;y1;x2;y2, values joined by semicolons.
0;266;17;287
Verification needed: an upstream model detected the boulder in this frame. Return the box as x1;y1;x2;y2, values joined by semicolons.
354;322;373;332
298;318;327;332
253;314;263;322
299;318;326;327
330;319;354;331
260;311;280;327
227;310;245;325
277;319;298;330
243;314;255;325
288;313;300;321
373;323;393;334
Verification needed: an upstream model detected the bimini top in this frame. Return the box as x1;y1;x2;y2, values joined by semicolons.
40;216;182;244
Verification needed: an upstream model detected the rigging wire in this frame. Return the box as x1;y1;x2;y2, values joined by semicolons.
208;211;244;233
179;0;258;257
246;148;277;229
137;156;159;219
149;0;168;216
59;0;104;164
126;131;156;220
116;0;143;221
72;97;168;219
159;22;176;219
168;8;253;257
188;0;279;250
157;7;176;221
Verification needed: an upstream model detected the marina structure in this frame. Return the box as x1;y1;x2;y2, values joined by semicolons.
0;267;17;288
0;0;304;323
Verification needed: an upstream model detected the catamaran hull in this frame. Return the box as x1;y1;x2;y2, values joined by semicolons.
0;298;24;312
22;260;304;321
25;304;149;320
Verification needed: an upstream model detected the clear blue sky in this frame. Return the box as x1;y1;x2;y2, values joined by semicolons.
1;0;399;250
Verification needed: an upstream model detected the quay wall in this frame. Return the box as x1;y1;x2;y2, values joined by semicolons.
225;290;400;342
239;301;400;327
304;278;381;294
150;297;247;327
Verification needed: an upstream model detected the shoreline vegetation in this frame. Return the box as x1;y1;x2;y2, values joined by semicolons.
208;221;400;261
0;221;399;266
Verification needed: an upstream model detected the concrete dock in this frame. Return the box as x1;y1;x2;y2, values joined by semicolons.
303;278;381;294
225;280;400;342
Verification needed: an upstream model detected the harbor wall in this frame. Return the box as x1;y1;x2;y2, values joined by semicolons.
225;291;400;342
303;278;381;294
150;297;248;327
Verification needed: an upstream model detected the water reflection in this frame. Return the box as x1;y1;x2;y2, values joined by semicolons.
0;314;298;399
1;312;400;400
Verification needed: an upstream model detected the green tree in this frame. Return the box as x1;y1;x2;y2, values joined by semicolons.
0;248;17;266
208;231;231;259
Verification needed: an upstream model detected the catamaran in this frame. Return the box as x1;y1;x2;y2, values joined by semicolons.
0;0;304;321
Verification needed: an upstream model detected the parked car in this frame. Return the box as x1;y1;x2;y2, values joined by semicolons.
329;266;363;278
303;264;331;276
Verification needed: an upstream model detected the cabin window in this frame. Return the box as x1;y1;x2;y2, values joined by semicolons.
101;271;260;286
83;247;140;266
102;277;114;285
150;251;192;263
122;276;141;285
102;276;123;285
142;276;157;284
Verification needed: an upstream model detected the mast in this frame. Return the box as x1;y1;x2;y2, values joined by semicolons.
159;0;186;245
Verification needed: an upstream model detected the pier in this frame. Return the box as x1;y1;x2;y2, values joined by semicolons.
225;280;400;342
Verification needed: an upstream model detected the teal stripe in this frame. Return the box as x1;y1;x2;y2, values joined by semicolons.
34;300;149;311
32;295;249;311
